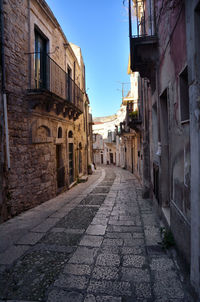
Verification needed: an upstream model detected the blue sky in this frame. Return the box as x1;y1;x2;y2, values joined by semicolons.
46;0;130;117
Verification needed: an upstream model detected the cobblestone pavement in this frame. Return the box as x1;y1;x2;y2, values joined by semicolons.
0;167;195;302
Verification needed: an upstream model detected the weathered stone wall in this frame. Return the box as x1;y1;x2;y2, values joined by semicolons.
185;0;200;294
123;133;142;180
153;0;190;264
2;0;30;219
1;0;89;221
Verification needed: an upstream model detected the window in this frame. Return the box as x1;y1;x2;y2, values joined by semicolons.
68;130;73;138
67;66;72;102
179;67;189;122
58;127;62;138
34;29;48;89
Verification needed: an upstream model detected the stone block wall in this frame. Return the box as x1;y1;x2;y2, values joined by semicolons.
1;0;89;221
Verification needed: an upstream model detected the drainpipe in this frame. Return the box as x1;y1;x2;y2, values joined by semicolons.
0;0;10;170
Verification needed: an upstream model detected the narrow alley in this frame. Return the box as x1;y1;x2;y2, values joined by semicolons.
0;167;194;302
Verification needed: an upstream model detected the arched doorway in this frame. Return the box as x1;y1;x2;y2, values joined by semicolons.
56;127;65;188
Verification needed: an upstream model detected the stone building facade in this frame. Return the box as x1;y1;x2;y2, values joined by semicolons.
0;0;92;222
92;106;126;166
128;0;200;296
116;73;143;181
93;133;104;165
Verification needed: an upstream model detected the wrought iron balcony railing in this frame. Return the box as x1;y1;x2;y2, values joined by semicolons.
28;52;84;113
128;0;157;81
129;0;156;38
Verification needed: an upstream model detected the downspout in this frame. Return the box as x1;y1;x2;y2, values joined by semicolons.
0;0;10;170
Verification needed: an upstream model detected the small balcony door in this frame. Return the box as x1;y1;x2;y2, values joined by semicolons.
67;67;72;102
35;31;47;89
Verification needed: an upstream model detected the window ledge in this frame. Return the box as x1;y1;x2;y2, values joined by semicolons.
32;137;53;144
55;138;64;144
181;119;190;125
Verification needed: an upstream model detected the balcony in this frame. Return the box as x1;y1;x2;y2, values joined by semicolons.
116;122;131;136
128;110;142;132
27;53;84;119
129;0;157;80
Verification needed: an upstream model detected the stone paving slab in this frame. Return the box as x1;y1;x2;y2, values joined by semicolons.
51;227;85;234
135;282;152;299
47;289;84;302
86;225;107;236
69;247;99;265
16;232;45;245
87;280;132;296
48;211;71;219
96;253;120;267
0;245;30;265
91;218;108;226
56;207;99;229
64;264;91;276
80;235;104;247
40;231;82;246
92;266;119;281
6;300;38;302
121;267;150;282
32;217;71;233
30;243;74;254
54;274;89;290
80;195;106;206
84;295;121;302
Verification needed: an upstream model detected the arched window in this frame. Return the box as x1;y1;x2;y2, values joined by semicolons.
68;130;73;138
58;127;62;138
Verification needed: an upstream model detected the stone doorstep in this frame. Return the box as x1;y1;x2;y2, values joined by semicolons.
68;181;77;189
79;175;88;182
